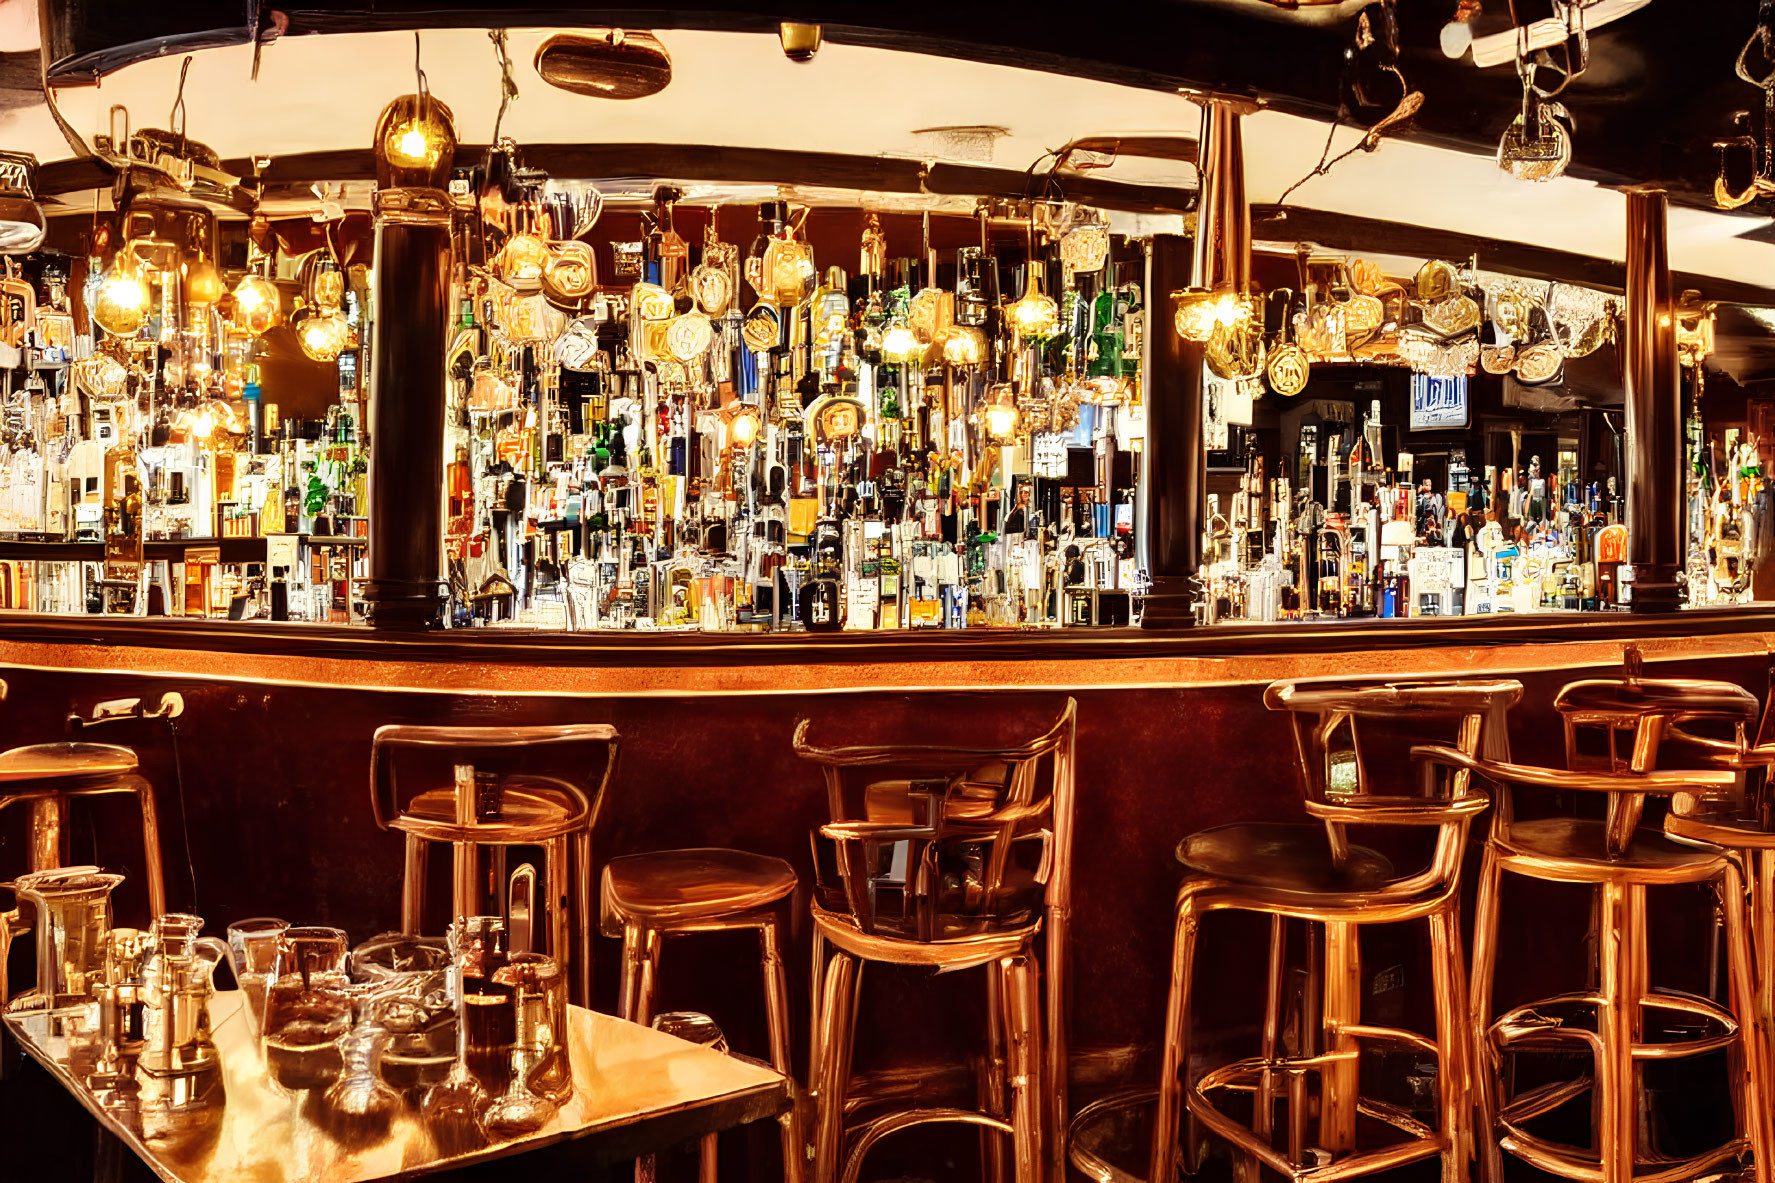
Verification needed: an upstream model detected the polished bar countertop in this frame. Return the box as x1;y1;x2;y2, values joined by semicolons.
4;992;790;1183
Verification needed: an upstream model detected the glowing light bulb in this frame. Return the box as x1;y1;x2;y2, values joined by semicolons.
985;402;1018;440
192;410;214;439
92;259;150;337
1005;274;1059;338
1173;288;1252;342
296;310;351;362
881;322;923;363
729;407;761;447
374;94;458;190
229;274;279;337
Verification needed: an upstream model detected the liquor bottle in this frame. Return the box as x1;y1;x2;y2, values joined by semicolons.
799;517;843;632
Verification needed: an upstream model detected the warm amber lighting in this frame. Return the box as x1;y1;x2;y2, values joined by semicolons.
936;324;986;368
296;309;351;362
725;402;762;447
229;274;279;337
982;385;1020;442
881;321;923;363
1005;273;1060;338
183;258;226;308
1174;287;1252;342
92;258;150;337
373;92;458;191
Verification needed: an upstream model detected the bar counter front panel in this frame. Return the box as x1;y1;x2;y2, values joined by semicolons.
0;612;1765;1169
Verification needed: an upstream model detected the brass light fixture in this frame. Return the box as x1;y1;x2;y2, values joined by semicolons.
535;30;672;100
779;23;822;63
373;40;458;192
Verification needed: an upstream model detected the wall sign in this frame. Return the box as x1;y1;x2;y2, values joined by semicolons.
1410;373;1469;431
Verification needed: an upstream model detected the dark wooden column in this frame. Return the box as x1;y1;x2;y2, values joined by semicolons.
1622;187;1680;613
1142;100;1247;629
362;195;452;628
1140;236;1202;627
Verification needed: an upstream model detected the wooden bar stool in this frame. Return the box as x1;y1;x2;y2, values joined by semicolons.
1466;670;1768;1183
1150;677;1518;1183
793;699;1077;1183
369;723;618;1007
601;847;805;1183
1663;663;1775;1177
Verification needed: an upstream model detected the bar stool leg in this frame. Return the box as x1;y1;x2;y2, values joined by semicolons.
618;922;662;1025
1149;886;1204;1183
813;950;861;1183
545;836;571;989
808;926;827;1104
1244;913;1287;1183
1596;881;1641;1183
401;834;428;934
1723;861;1774;1183
27;795;67;873
451;839;477;922
980;960;1010;1183
761;915;807;1183
1005;951;1046;1183
574;828;594;1009
1429;901;1471;1183
133;780;166;919
1043;906;1070;1183
1468;843;1506;1183
1319;919;1361;1155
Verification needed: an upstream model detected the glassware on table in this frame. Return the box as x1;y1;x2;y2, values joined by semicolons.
137;913;229;1078
480;952;569;1137
261;925;351;1091
501;952;572;1104
226;917;289;1035
350;931;455;1093
420;917;509;1155
3;867;123;1025
318;979;404;1143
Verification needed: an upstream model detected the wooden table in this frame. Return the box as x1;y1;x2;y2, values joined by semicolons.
3;990;790;1182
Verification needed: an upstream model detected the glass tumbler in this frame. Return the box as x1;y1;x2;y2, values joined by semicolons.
261;925;351;1091
226;917;289;1035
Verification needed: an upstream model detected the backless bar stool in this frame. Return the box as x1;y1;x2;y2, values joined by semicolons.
1150;677;1518;1183
369;723;618;1007
601;847;805;1183
1467;671;1768;1183
793;699;1077;1183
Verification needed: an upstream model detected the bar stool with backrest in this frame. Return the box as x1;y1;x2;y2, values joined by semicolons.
369;723;618;1008
1148;677;1519;1183
600;842;807;1183
1466;668;1770;1183
793;699;1077;1183
0;685;179;1005
1661;663;1775;1174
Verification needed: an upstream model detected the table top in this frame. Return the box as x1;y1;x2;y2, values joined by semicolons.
4;991;789;1183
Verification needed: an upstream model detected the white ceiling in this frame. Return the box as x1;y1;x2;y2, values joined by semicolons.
5;20;1773;294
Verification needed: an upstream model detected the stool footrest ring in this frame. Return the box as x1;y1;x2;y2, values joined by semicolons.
1499;1121;1745;1183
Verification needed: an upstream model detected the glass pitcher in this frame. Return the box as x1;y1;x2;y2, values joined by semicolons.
137;913;230;1077
3;866;123;1022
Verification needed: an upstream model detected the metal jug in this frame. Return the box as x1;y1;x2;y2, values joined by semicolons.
136;912;228;1077
3;866;123;1021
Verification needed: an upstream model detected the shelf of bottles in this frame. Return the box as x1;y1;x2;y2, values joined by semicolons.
447;192;1145;632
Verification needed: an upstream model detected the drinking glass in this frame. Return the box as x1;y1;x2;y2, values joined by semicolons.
480;953;568;1137
261;926;350;1091
226;917;289;1036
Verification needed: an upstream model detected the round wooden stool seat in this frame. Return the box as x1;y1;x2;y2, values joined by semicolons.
602;847;796;929
0;742;138;785
1498;816;1730;883
1176;822;1395;894
387;774;588;845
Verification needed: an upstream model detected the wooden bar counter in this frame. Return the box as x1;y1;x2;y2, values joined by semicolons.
1;609;1769;1173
